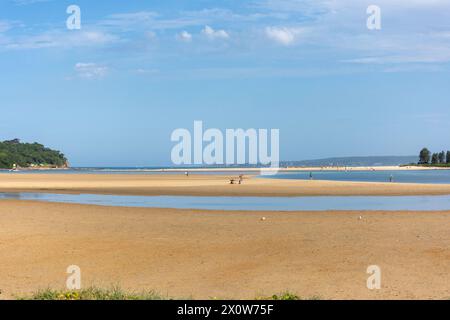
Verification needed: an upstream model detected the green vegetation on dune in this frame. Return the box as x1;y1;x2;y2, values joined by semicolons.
0;139;67;169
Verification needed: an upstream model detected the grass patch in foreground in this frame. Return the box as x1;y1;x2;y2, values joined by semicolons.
19;287;319;301
19;287;172;300
256;292;321;301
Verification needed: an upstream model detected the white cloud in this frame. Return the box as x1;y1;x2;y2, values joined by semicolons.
101;11;159;29
74;63;109;79
2;30;117;50
13;0;53;5
0;20;25;33
102;11;204;30
100;9;280;31
256;0;450;67
265;26;305;45
0;21;12;33
3;0;450;73
202;25;230;40
135;68;159;75
73;31;117;46
259;0;450;12
145;31;157;40
176;30;192;42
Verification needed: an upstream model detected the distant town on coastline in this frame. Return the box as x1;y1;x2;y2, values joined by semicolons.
0;139;68;169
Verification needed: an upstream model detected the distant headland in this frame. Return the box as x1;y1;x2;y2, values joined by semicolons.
0;139;68;170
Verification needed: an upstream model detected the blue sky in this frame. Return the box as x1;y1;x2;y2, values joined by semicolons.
1;0;450;166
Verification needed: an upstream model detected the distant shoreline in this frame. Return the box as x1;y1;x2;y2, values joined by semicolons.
3;165;450;173
0;167;69;172
147;165;450;172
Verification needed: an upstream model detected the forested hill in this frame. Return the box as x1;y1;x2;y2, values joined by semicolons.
0;139;68;169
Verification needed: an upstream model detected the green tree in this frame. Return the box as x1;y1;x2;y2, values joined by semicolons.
447;151;450;164
431;153;439;165
439;151;446;164
0;139;67;169
419;148;431;164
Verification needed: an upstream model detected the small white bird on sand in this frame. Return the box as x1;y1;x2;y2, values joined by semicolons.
261;217;266;221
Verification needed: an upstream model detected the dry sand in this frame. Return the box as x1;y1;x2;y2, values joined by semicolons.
2;173;450;196
0;200;449;300
0;173;449;300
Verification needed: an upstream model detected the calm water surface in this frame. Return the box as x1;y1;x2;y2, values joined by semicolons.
2;193;450;211
270;170;450;184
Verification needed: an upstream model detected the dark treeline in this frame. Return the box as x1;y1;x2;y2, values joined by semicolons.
0;139;68;169
418;148;450;165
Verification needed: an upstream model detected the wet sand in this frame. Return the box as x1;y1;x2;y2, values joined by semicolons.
0;200;449;300
2;173;450;197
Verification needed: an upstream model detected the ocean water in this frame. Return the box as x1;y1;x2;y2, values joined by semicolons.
269;170;450;184
0;167;256;175
2;192;450;211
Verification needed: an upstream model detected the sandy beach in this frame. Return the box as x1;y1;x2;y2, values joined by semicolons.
0;200;449;300
5;0;450;304
2;173;450;197
0;173;449;300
